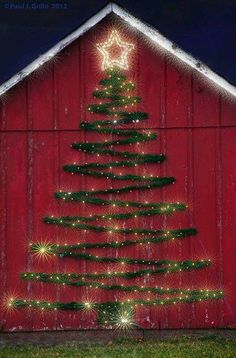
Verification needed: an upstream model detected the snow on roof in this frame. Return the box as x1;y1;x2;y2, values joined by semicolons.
0;2;236;97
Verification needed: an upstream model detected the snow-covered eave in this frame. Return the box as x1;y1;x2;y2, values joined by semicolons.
0;1;236;97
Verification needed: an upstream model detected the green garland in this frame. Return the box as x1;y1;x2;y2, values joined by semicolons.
55;188;179;208
55;193;179;208
43;218;165;235
26;260;211;278
20;270;224;324
10;293;223;311
44;217;192;235
55;178;175;204
30;228;196;252
22;272;221;298
9;290;223;324
57;252;212;269
44;203;187;224
72;144;161;160
60;171;172;182
64;157;164;172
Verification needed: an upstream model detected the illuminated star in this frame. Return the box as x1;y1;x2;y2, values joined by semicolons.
81;297;96;316
31;241;54;261
114;307;135;331
3;292;19;313
97;30;135;70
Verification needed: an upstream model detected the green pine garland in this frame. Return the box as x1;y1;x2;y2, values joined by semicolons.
22;272;220;297
24;260;210;279
9;289;224;324
44;203;187;223
43;217;191;235
57;253;212;269
55;178;175;204
55;189;179;208
30;228;196;251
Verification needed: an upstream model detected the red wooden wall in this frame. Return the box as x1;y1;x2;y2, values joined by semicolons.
1;16;236;331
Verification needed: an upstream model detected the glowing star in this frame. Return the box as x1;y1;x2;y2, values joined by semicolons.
6;297;15;309
114;308;135;331
84;301;92;309
81;299;96;315
96;30;134;70
3;294;18;313
31;242;53;261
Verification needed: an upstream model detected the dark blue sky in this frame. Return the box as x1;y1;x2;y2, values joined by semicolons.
0;0;235;86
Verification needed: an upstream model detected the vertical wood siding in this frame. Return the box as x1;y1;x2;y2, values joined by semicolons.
0;17;236;331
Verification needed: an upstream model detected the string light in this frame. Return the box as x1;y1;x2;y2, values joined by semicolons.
8;291;224;319
21;272;222;301
22;259;211;282
31;229;196;253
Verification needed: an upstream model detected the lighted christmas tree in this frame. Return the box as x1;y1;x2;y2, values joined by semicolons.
10;30;223;328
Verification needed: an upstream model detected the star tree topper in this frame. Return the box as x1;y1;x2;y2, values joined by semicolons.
96;30;135;70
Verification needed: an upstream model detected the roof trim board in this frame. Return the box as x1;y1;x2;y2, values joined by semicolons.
0;2;236;97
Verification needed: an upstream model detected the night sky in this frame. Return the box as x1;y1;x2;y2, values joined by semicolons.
0;0;235;86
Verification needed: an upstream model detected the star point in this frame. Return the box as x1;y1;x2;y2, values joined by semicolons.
96;30;135;70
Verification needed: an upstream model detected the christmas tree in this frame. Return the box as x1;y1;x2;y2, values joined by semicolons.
9;31;223;328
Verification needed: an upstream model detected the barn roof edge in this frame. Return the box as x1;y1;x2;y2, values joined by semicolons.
0;1;236;98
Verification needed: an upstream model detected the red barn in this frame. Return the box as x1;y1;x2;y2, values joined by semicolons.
0;3;236;332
